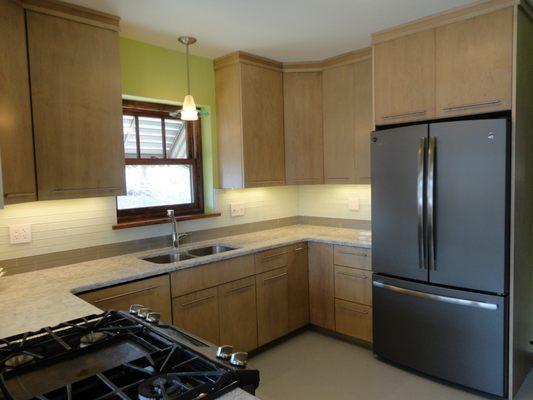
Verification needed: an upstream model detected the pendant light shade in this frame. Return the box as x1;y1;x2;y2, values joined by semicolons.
174;36;199;121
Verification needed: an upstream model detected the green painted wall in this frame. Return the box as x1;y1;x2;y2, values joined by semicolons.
119;37;218;210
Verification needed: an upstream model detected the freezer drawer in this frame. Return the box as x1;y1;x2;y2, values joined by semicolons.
372;275;507;397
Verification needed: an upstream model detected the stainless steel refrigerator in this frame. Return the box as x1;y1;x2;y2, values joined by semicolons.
371;118;509;397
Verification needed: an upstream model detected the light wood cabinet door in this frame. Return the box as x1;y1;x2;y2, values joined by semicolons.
288;244;309;331
0;0;36;204
334;266;372;306
335;299;372;342
26;11;126;200
241;63;285;187
173;287;220;344
354;58;373;184
78;275;172;322
435;8;513;117
323;64;356;183
283;72;323;184
374;29;436;125
256;267;289;346
308;242;335;330
218;277;258;352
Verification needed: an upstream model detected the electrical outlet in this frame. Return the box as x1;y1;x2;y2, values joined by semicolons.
230;203;245;217
348;197;360;211
9;224;32;244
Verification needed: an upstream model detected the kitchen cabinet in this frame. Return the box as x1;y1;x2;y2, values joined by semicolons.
254;245;291;274
26;9;126;200
333;245;371;270
435;8;513;117
218;277;258;352
334;265;372;306
283;72;324;184
308;242;335;330
374;29;436;125
335;299;372;342
215;52;285;188
288;243;309;330
0;0;36;204
353;58;373;183
256;267;289;346
173;287;220;344
78;275;172;322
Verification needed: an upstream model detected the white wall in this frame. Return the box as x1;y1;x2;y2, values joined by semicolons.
0;185;370;260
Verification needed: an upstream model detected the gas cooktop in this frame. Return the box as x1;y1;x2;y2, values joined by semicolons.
0;310;259;400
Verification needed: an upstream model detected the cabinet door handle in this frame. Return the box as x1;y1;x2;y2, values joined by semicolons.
262;272;287;284
52;187;123;193
339;305;369;315
261;251;289;261
180;295;215;307
224;283;254;296
4;192;35;199
382;110;426;120
92;285;160;304
336;271;368;280
442;99;501;112
339;250;368;257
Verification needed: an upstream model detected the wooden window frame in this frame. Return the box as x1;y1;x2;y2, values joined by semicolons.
117;100;204;223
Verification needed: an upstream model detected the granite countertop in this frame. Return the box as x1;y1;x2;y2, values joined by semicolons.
0;224;371;339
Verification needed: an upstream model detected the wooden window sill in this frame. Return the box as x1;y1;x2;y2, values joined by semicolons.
112;212;222;230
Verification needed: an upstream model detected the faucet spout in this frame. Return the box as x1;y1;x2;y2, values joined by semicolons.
167;210;179;250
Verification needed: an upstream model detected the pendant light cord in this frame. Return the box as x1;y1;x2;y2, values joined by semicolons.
186;43;191;95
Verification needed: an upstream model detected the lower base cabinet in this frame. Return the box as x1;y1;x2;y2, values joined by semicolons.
172;287;220;344
335;299;373;342
256;266;289;346
308;243;335;330
218;277;258;352
288;244;310;330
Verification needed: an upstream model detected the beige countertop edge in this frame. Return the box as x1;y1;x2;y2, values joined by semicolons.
0;224;371;339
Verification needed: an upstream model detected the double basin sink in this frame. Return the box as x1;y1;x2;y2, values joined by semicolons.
142;244;239;264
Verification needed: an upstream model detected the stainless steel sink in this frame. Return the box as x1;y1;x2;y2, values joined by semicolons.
187;245;238;257
141;244;239;264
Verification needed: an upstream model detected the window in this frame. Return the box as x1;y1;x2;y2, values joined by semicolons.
117;100;203;223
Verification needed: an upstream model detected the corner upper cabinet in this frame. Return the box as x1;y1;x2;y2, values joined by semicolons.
283;71;323;184
373;29;436;125
215;52;285;188
0;0;37;204
435;8;513;117
26;8;126;200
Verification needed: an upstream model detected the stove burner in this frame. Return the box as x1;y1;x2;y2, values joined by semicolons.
137;375;185;400
4;354;34;369
79;331;108;348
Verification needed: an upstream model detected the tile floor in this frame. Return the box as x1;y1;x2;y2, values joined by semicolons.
250;330;533;400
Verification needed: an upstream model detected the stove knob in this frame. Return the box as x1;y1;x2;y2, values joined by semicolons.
216;345;233;360
138;307;152;319
146;312;161;324
230;352;248;367
129;304;144;315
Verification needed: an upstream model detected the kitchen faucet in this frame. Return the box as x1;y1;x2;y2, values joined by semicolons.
167;210;188;250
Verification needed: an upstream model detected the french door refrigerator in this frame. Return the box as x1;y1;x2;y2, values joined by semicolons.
371;118;509;397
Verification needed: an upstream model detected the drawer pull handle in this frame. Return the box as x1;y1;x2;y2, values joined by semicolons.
339;250;368;257
92;285;160;304
382;110;426;120
339;306;369;315
261;251;289;261
442;99;501;112
224;283;254;295
294;247;305;252
4;192;35;198
180;295;216;307
262;272;287;284
336;271;368;279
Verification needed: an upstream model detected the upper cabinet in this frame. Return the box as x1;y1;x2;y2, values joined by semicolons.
283;71;323;185
435;8;513;118
26;8;125;200
374;29;436;125
0;0;37;204
373;5;515;125
215;53;285;189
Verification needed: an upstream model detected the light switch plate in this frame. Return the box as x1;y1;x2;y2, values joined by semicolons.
348;197;360;211
230;203;245;217
9;224;32;244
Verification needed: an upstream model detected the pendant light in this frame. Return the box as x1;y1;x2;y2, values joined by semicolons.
172;36;199;121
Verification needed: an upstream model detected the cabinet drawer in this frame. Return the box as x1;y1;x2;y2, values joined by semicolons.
255;245;291;274
171;255;254;297
335;299;372;342
334;266;372;306
334;246;371;270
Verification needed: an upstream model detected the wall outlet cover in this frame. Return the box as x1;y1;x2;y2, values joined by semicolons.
9;224;32;244
348;197;360;211
230;203;245;217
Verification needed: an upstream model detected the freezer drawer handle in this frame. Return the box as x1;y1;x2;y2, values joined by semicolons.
372;281;498;310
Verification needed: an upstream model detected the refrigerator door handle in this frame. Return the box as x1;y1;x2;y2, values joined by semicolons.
427;137;436;270
417;137;426;269
372;281;498;310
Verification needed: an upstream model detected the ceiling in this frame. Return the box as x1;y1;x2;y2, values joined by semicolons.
63;0;475;62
